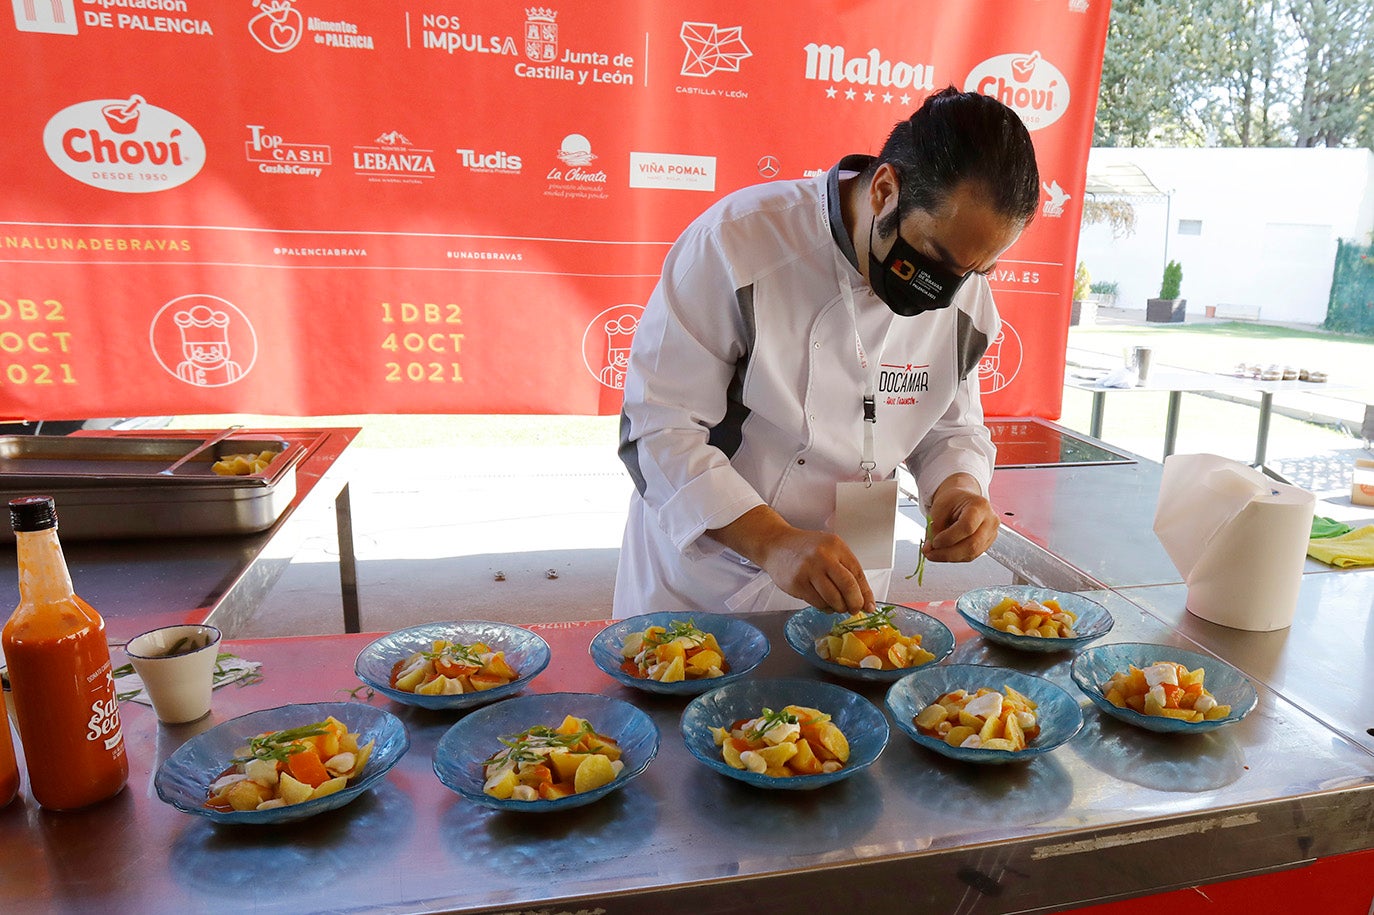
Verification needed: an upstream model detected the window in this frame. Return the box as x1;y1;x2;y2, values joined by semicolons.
1177;219;1202;236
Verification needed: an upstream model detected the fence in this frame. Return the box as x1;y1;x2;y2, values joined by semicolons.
1324;239;1374;334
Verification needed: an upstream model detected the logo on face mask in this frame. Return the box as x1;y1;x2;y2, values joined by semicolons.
867;216;966;316
891;259;916;282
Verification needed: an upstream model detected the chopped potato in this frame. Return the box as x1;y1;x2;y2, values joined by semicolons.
814;606;935;670
389;638;518;695
205;717;373;812
211;450;278;476
483;717;624;801
914;686;1040;752
718;706;849;778
986;596;1078;638
1100;661;1230;722
620;619;729;682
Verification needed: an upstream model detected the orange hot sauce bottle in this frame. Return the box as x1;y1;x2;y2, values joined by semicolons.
3;496;127;810
0;701;17;807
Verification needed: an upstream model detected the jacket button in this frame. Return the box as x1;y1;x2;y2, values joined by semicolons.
797;458;805;465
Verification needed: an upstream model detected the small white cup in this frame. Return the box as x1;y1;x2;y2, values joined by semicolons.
126;624;222;724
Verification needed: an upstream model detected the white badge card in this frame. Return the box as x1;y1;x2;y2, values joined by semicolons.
834;479;899;571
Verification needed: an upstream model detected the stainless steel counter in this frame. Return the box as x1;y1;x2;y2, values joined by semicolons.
975;423;1366;591
2;602;1370;915
1117;576;1374;755
0;427;360;642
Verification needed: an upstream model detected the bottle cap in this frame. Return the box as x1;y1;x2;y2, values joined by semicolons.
9;496;58;532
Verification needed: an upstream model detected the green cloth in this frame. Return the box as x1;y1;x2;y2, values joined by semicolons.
1311;516;1354;539
1307;525;1374;567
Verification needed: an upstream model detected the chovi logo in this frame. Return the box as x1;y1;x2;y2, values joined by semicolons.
964;51;1069;131
42;95;205;193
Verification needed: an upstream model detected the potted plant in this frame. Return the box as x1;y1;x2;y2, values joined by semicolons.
1070;262;1095;326
1147;260;1186;322
1089;280;1118;306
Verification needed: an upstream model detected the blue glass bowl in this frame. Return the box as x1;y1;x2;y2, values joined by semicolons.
783;604;955;683
589;612;769;696
886;664;1084;764
680;678;889;790
1070;642;1258;734
354;621;550;711
434;692;659;812
155;701;409;824
956;585;1114;653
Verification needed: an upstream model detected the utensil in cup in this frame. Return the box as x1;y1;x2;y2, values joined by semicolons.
158;425;244;476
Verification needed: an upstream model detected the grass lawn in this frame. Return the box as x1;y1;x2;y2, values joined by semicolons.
1067;320;1374;383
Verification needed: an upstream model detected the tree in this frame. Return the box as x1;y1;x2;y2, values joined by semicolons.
1095;0;1374;148
1188;0;1289;146
1288;0;1374;147
1094;0;1203;146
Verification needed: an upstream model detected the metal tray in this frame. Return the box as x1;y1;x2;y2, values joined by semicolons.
0;435;304;540
0;435;295;482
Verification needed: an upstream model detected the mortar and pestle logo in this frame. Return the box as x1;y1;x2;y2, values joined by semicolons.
1010;51;1040;83
100;95;144;134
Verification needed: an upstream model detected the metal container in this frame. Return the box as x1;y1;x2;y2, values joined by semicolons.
0;435;302;541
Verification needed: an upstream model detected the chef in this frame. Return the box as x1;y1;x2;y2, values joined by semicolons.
614;87;1040;618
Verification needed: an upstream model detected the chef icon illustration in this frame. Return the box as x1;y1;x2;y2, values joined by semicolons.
598;315;638;389
977;321;1027;395
979;343;1006;391
173;304;245;386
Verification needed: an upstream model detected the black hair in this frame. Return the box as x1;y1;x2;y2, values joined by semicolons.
869;86;1040;235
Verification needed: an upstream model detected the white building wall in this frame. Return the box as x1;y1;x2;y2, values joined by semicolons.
1075;147;1374;325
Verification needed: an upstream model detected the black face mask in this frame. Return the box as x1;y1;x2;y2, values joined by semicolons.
867;215;968;316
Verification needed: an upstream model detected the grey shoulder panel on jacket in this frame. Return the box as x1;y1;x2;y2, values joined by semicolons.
955;310;990;382
619;283;757;496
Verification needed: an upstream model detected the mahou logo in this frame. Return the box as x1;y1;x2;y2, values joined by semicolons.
43;94;205;193
964;51;1070;131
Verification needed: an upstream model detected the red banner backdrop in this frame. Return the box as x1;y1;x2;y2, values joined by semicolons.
1;0;1108;421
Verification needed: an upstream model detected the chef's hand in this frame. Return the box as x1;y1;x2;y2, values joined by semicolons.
710;505;875;615
921;473;999;563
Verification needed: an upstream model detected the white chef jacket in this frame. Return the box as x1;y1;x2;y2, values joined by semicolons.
614;155;999;618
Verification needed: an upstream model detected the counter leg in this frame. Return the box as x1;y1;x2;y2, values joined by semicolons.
1164;391;1182;458
335;483;361;633
1090;392;1106;439
1255;392;1273;467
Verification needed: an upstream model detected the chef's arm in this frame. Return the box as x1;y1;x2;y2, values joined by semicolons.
921;472;999;562
618;225;770;560
709;505;876;615
904;326;998;561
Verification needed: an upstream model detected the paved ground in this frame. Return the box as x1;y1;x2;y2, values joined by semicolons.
208;305;1374;639
241;430;1370;640
239;443;1012;638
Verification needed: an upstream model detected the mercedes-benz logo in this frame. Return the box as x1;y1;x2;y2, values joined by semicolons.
757;155;780;178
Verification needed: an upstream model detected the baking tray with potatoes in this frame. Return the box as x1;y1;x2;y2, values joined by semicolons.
0;435;304;540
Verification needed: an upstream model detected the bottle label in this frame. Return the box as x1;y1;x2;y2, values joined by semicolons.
84;665;125;753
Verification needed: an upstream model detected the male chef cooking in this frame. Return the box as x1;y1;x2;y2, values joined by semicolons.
614;87;1040;618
